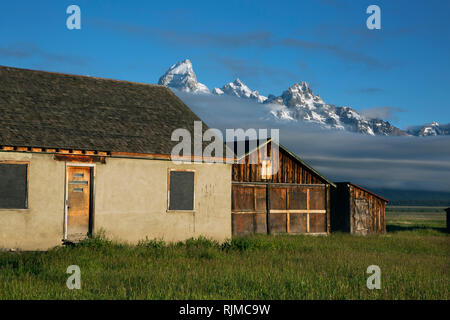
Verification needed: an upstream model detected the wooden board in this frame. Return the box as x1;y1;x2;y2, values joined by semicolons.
232;183;327;236
309;187;326;210
269;212;287;234
269;187;287;210
309;212;327;233
289;186;307;209
353;198;369;235
232;213;254;236
67;167;91;241
232;185;254;211
289;213;307;233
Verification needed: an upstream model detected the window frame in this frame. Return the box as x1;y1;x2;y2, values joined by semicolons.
0;160;30;210
167;168;196;213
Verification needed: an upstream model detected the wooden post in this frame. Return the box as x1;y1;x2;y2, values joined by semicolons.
266;183;271;235
326;185;331;234
253;187;257;234
306;189;310;233
286;187;290;234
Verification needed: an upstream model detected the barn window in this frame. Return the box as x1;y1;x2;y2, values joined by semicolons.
168;170;195;211
0;162;28;209
261;160;272;180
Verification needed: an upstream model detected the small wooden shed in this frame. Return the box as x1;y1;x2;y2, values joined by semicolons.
446;208;450;233
330;182;388;235
230;139;335;236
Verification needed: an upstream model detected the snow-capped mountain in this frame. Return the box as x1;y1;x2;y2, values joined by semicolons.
213;78;267;103
158;59;446;136
263;82;407;136
158;59;210;94
407;122;450;136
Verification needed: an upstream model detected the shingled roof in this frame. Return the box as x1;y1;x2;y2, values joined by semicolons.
0;65;208;155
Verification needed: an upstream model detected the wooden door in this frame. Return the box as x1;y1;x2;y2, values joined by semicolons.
67;167;91;241
353;199;368;235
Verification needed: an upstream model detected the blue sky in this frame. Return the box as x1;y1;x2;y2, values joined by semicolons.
1;0;449;129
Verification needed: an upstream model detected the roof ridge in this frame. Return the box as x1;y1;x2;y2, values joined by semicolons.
0;65;163;88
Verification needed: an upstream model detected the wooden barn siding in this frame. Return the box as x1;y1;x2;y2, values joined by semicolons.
231;143;331;236
349;185;386;234
231;183;328;236
232;143;324;184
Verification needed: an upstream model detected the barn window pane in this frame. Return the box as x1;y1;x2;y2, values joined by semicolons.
168;171;194;211
0;163;28;209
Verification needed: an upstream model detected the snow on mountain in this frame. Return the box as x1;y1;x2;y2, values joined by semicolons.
158;59;210;94
212;87;224;95
158;59;446;136
262;82;408;136
407;122;450;136
213;78;267;103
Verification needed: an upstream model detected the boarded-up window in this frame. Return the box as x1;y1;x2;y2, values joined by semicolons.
0;163;28;209
168;170;195;211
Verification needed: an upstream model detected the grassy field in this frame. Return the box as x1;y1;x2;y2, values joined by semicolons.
0;207;448;300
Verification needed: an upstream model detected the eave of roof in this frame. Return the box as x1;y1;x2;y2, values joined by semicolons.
276;142;336;188
335;182;389;202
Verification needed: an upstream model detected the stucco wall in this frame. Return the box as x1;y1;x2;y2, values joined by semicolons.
0;152;65;250
0;152;232;250
94;157;232;243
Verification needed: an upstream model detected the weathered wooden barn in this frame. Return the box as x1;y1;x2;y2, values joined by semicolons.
330;182;388;235
230;139;335;236
0;66;231;250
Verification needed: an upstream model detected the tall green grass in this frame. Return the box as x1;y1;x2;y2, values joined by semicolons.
0;211;448;300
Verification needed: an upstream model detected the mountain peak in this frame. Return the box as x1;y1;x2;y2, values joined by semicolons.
157;60;446;137
214;78;267;103
289;81;312;94
233;78;244;86
158;59;210;94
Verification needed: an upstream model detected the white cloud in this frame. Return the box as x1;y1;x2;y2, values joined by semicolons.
175;90;450;192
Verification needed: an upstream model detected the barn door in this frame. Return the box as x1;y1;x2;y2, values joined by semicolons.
66;167;92;241
353;199;368;235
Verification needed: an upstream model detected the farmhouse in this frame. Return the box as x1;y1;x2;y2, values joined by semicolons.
330;182;388;235
230;138;335;236
0;66;231;250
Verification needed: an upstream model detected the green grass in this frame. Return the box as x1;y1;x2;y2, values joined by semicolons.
0;208;448;300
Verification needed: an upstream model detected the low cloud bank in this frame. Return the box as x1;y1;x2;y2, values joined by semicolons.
175;91;450;192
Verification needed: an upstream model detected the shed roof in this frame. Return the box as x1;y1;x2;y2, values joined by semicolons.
0;65;208;155
335;182;389;202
